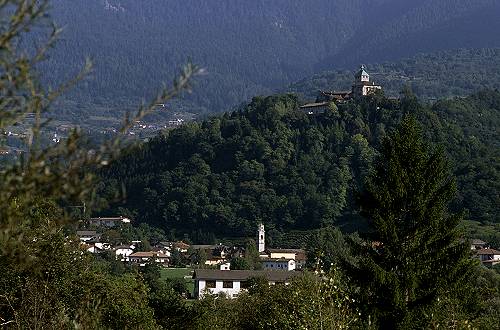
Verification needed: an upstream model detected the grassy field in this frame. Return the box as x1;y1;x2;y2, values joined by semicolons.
160;268;195;294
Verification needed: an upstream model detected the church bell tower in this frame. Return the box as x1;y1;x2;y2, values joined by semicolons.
258;223;265;253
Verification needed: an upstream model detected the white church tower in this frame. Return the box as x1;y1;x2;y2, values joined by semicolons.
356;64;370;82
257;223;265;253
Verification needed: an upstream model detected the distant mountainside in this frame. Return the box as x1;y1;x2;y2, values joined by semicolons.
290;48;500;102
39;0;500;120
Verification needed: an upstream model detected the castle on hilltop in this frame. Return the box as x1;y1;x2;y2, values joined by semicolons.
300;65;382;114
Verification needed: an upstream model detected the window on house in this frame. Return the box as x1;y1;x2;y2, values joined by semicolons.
223;281;233;288
206;280;216;288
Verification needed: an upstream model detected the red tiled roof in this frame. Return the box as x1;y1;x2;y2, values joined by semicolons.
174;241;190;249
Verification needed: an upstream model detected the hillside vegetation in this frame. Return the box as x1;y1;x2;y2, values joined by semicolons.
98;90;500;242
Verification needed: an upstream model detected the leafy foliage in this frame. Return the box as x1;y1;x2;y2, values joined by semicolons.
190;271;360;330
0;0;196;327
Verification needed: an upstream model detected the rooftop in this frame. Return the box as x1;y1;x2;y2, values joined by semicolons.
268;248;306;254
193;269;302;282
355;65;369;78
261;257;294;262
299;102;330;109
173;241;190;249
476;248;500;255
191;245;221;250
129;251;169;258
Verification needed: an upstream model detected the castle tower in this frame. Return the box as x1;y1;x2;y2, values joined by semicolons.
258;223;265;253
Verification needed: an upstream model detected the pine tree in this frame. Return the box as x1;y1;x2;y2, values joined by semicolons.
346;115;475;328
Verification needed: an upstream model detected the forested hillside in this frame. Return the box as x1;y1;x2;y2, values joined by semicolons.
98;90;500;243
40;0;500;120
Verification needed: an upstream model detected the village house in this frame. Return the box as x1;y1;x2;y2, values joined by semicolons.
471;238;488;250
475;248;500;266
129;251;169;267
151;246;171;257
261;258;296;271
76;230;100;243
191;244;232;267
89;216;131;228
173;241;190;253
115;245;135;262
265;249;307;269
84;244;104;254
193;269;301;299
85;242;111;254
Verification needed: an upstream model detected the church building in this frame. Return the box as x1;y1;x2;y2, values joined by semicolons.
351;65;382;97
299;65;382;114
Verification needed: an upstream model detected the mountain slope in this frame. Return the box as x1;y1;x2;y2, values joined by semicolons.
40;0;500;119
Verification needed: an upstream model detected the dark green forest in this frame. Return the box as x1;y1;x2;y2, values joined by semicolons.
38;0;500;121
98;90;499;243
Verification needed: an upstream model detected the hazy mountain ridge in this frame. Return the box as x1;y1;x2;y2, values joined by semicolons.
42;0;500;119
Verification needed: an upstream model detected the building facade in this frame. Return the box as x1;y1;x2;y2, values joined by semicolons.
261;258;296;271
476;248;500;266
128;251;169;267
193;270;301;299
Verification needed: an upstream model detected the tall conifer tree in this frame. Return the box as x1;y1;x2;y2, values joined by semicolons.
347;115;474;328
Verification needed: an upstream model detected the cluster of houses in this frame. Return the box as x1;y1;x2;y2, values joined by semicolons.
471;239;500;266
77;217;500;300
192;224;307;298
77;219;308;299
78;219;305;267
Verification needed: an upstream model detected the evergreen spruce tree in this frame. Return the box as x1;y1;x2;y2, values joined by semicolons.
347;115;475;328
